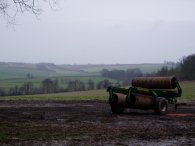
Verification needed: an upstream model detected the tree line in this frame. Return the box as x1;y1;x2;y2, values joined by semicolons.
0;78;113;96
101;54;195;84
101;68;143;86
155;54;195;80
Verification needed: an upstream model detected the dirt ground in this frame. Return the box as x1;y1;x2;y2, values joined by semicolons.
0;100;195;146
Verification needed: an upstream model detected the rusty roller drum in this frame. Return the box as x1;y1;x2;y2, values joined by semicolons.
127;94;154;108
109;93;127;114
132;76;177;89
109;93;127;106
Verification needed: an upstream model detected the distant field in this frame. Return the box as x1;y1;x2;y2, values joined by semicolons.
1;81;194;101
0;62;168;80
180;81;195;100
0;66;92;80
0;67;54;79
61;63;169;73
0;62;173;89
0;62;194;101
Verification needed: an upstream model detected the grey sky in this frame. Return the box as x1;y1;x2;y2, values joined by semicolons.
0;0;195;64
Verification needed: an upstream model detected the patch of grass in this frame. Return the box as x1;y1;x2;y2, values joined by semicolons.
180;81;195;100
0;78;43;89
80;64;166;73
0;89;108;101
0;67;55;79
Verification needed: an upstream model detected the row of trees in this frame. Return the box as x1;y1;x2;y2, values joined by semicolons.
155;54;195;80
0;78;113;96
101;68;142;81
101;54;195;84
2;79;60;96
101;68;143;86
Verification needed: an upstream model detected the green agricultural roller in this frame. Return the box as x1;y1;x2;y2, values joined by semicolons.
107;76;182;114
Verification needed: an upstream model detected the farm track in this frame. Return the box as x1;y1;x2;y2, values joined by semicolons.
0;100;195;146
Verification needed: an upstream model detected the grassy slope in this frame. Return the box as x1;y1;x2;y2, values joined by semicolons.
1;81;194;101
180;81;195;100
0;89;108;100
61;64;167;73
0;66;91;79
0;63;166;89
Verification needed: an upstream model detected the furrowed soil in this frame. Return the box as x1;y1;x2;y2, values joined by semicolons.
0;100;195;146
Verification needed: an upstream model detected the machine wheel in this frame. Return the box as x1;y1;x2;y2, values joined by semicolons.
111;104;124;114
154;97;168;115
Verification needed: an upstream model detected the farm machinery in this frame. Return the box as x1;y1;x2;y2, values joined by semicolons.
107;76;182;114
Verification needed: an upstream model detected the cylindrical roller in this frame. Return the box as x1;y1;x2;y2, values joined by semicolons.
133;95;154;107
109;93;127;106
132;76;177;89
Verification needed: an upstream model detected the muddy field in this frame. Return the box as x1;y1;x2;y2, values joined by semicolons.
0;100;195;146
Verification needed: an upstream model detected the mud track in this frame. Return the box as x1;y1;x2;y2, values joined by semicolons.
0;100;195;146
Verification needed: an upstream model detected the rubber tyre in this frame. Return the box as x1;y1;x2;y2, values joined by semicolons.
111;104;124;114
154;97;168;115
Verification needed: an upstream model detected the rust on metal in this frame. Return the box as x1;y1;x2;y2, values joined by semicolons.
112;93;127;106
133;95;154;107
132;76;177;89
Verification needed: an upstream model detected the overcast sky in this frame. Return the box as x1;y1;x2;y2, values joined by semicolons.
0;0;195;64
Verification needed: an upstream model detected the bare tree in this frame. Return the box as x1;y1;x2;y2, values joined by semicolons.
0;0;41;21
0;0;58;24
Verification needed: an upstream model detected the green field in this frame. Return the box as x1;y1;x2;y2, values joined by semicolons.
0;81;194;101
0;62;174;89
0;62;194;101
0;62;172;89
61;63;171;73
0;89;108;100
180;81;195;100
